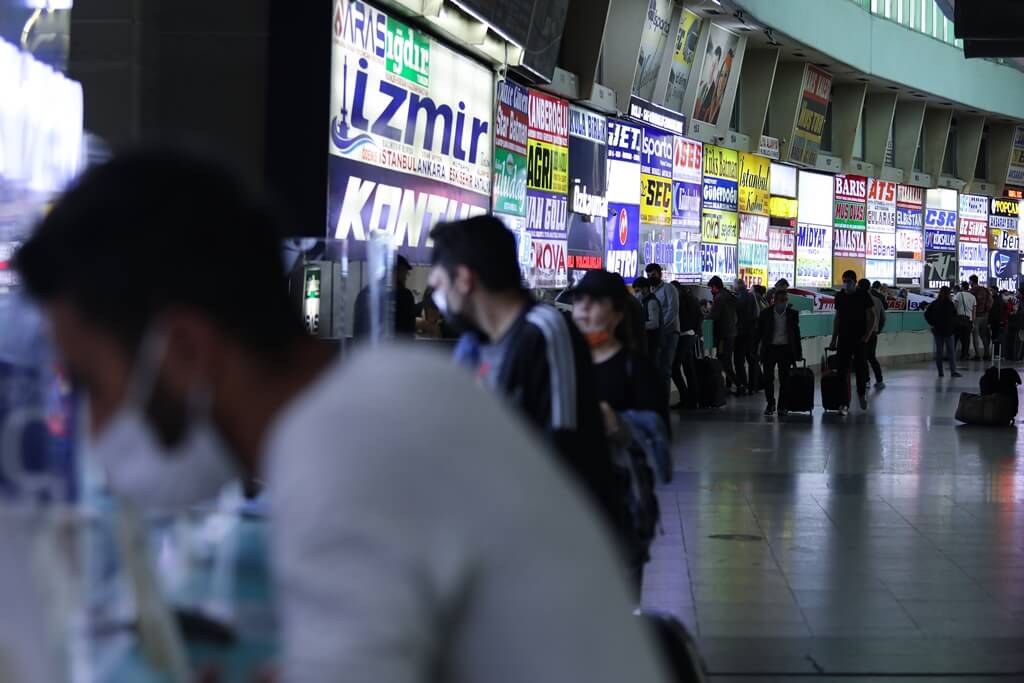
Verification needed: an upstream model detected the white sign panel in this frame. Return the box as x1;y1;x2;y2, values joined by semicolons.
797;170;833;227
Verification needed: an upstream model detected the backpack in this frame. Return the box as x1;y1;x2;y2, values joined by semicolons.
980;367;1000;395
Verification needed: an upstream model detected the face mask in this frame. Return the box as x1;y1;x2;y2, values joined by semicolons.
432;287;483;337
844;282;856;292
584;330;611;348
775;303;788;314
81;329;236;511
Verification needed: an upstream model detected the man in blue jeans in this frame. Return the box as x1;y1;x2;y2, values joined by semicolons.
644;264;679;391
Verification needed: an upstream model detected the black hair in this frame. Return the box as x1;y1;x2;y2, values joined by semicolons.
708;276;724;289
872;281;882;289
429;215;521;292
714;45;722;58
857;278;871;292
396;254;412;271
842;269;858;281
961;281;970;290
15;145;304;356
970;274;979;283
774;278;789;288
645;263;663;275
633;276;649;289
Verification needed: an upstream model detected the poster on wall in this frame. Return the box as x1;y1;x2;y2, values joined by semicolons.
1007;125;1024;186
692;24;741;127
834;174;867;229
641;126;674;226
738;213;768;286
606;203;640;283
897;185;923;229
606;119;642;282
832;227;865;286
673;232;703;284
641;224;675;275
866;179;896;232
768;226;796;286
527;89;569;197
770;162;797;198
959;241;989;283
991;249;1019;290
567;106;607;271
796;223;831;288
328;2;493;262
924;251;958;289
896;229;924;260
633;0;674;101
896;259;922;288
702;145;739;212
701;209;738;244
866;259;894;285
738;153;770;215
665;8;703;112
989;228;1020;251
673;136;702;231
789;65;832;166
797;170;833;226
701;242;737;281
494;80;529;216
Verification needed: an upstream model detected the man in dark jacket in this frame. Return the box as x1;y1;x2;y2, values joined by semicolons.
708;276;739;392
733;279;761;394
756;290;803;416
673;283;704;409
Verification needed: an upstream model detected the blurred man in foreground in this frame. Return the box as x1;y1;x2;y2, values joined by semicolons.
15;148;669;683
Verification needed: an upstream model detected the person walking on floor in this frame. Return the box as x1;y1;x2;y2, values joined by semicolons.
633;276;661;361
734;279;761;394
756;289;803;416
989;286;1006;360
925;286;961;378
673;282;704;409
645;264;679;390
953;282;977;361
829;269;877;414
708;276;740;394
865;279;886;388
970;275;992;360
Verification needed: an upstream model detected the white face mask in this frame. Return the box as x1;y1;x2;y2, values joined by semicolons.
80;329;236;511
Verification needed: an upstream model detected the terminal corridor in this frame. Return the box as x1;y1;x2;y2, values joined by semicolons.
643;361;1024;681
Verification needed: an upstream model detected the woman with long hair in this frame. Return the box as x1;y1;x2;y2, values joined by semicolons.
924;286;961;378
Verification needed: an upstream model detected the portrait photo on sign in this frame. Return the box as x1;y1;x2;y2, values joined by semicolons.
692;24;739;126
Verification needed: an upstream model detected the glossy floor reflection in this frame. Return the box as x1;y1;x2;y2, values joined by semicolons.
643;361;1024;681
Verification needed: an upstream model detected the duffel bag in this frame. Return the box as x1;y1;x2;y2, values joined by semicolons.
955;392;1017;426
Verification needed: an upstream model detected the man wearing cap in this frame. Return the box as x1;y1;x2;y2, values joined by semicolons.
352;254;416;340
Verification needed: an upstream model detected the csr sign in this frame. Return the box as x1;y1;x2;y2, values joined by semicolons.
924;209;956;228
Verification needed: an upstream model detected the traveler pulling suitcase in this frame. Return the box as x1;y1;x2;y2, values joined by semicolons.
784;359;814;413
696;339;727;408
820;351;849;412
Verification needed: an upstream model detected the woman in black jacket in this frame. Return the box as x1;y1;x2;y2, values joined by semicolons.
924;286;961;378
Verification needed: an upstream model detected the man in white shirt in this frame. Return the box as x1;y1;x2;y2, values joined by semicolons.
15;149;671;683
954;282;977;361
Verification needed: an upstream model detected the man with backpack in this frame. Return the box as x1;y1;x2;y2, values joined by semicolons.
867;280;888;388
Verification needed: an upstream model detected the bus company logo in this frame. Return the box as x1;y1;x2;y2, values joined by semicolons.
993;251;1013;276
618;207;629;245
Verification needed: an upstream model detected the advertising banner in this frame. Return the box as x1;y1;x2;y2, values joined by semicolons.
738;240;769;286
673;180;701;231
665;8;703;112
634;0;674;100
924;251;958;289
702;145;738;212
641;126;674;226
833;228;866;258
991;249;1019;290
789;65;832;165
674;136;703;184
866;178;896;232
641;225;676;274
692;24;741;127
606;202;640;283
960;193;989;221
924;228;957;252
833;256;865;287
531;237;568;288
567;107;607;271
834;174;867;229
673;232;704;284
328;1;493;261
770;162;797;198
758;136;780;160
990;227;1020;251
796;223;832;288
770;197;799;226
769;227;795;261
989;215;1018;236
924;208;958;231
1007;125;1024;186
897;184;924;209
769;261;795;288
607;119;642;205
526;190;568;241
896;259;922;287
959;240;988;274
959;218;988;243
896;229;924;260
739;213;769;242
991;197;1020;219
866;259;894;285
797;170;833;227
628;95;687;136
866;231;896;259
896;207;923;231
702;209;738;245
527;89;568;197
738;153;770;215
494;80;529;216
701;242;738;281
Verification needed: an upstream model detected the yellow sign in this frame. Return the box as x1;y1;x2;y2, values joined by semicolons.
770;196;798;219
703;145;739;181
738;153;770;215
701;209;738;245
527;139;568;194
833;257;866;286
641;174;672;226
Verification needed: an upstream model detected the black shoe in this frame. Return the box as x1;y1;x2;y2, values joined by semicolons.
858;394;868;410
764;405;776;416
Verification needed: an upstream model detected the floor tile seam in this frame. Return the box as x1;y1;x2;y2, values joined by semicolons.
675;492;702;634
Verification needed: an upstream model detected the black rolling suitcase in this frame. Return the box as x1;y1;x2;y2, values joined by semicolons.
641;613;707;683
820;351;849;412
784;359;814;413
696;357;727;408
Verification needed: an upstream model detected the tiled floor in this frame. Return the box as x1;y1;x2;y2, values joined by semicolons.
642;360;1024;681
